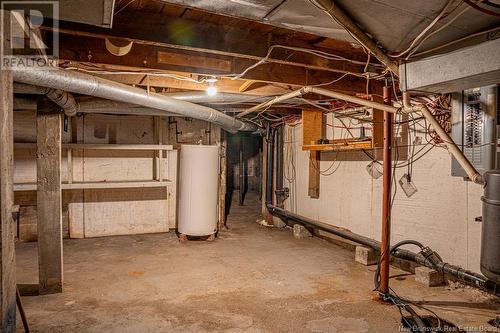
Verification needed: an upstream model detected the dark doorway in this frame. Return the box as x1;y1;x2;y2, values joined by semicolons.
225;133;262;218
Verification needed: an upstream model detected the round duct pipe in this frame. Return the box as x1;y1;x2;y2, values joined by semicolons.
11;62;256;133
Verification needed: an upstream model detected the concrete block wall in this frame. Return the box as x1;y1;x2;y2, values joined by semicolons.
284;121;483;274
13;112;178;239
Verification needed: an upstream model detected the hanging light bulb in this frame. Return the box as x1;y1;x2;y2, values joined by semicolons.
206;77;218;96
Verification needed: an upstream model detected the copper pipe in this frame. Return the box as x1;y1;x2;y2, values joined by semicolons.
380;85;392;295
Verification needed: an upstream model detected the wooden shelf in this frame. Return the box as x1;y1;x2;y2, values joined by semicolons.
14;180;172;191
14;143;174;151
303;139;373;152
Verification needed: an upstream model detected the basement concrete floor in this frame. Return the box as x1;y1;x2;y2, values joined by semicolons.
16;193;499;332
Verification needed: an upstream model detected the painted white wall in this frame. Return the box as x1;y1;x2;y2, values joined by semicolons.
284;120;483;274
13;112;177;238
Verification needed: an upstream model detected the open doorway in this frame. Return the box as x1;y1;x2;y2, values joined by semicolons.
225;133;262;218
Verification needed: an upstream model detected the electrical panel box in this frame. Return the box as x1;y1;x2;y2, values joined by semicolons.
451;85;498;178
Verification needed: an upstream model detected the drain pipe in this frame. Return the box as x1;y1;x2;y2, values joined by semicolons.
264;125;498;294
11;63;256;133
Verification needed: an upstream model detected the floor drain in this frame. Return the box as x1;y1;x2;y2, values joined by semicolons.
401;315;465;332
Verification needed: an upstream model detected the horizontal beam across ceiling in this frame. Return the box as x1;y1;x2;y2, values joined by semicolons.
56;33;378;94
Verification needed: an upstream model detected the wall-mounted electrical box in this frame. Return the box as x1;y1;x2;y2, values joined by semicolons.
451;85;498;178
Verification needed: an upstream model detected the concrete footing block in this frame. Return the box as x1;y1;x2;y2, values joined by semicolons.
355;246;378;266
293;224;312;239
415;266;445;287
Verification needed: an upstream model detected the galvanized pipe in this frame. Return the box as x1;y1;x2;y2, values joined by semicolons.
13;83;79;116
44;88;79;116
15;84;303;105
11;63;256;133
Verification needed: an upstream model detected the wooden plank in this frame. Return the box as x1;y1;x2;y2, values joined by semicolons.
372;95;384;160
36;100;63;295
218;133;227;229
14;180;172;191
0;57;16;332
158;50;232;72
64;181;171;189
302;109;324;198
56;33;374;94
167;150;178;229
302;109;324;146
153;116;163;181
308;151;320;199
67;143;174;150
67;148;73;184
15;143;174;150
239;80;268;93
303;141;373;152
53;11;370;76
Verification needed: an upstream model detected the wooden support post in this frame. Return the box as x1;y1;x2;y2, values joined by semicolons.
372;96;384;160
308;151;320;198
238;135;245;206
218;131;227;229
302;109;324;199
37;99;63;295
261;136;268;216
0;59;16;333
153;116;163;181
261;134;273;225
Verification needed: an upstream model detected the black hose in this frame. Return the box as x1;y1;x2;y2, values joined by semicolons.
391;240;424;251
374;240;425;292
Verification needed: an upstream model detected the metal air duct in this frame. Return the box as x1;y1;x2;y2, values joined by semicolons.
11;63;256;133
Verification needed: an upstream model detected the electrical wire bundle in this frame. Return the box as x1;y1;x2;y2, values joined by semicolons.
413;95;452;145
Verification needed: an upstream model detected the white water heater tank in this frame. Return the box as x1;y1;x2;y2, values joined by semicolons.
178;144;219;236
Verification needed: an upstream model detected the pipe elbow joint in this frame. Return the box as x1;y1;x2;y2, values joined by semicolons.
472;173;485;185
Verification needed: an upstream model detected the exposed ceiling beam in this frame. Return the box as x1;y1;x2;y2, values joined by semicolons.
46;25;372;76
56;33;378;94
62;63;294;96
239;81;268;93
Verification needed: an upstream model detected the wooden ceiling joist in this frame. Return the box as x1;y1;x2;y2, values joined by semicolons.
56;33;377;94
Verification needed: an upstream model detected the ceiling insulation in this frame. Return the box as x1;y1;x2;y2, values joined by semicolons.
159;0;500;55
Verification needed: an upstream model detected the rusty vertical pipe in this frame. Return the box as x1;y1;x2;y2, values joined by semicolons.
380;85;393;295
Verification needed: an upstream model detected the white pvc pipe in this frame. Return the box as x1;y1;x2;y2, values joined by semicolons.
402;93;483;184
237;85;483;184
236;86;398;118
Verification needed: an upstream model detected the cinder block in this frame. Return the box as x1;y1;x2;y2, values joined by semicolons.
355;246;378;266
415;266;445;287
293;224;312;239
